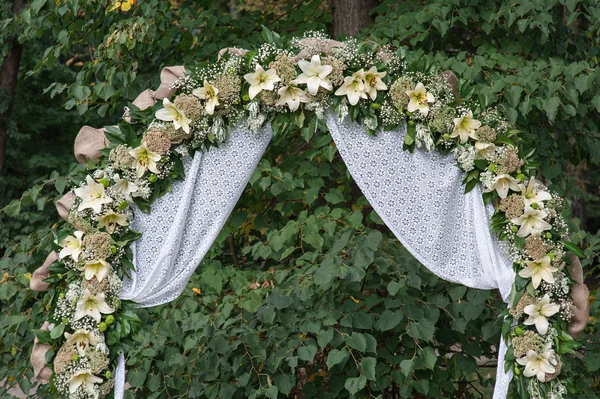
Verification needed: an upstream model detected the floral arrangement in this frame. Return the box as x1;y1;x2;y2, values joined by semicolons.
37;29;583;398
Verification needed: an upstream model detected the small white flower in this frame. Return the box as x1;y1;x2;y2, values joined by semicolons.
69;369;103;395
192;80;220;115
129;144;161;178
59;231;85;262
95;210;128;234
296;55;333;95
155;98;192;133
450;111;482;143
276;83;309;112
519;178;552;207
474;141;496;160
511;206;552;237
406;82;435;116
335;70;367;105
516;349;556;382
79;259;111;282
244;64;281;100
64;329;100;356
74;175;113;214
112;174;138;203
484;174;520;198
74;289;114;323
518;256;558;289
523;294;560;335
363;66;387;101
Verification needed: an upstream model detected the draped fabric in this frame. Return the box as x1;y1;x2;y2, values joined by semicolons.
113;124;273;397
324;112;515;398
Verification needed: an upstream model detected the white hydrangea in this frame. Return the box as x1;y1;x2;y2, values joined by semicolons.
455;145;476;172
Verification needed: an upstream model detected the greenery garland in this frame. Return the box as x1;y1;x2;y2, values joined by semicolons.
37;29;583;398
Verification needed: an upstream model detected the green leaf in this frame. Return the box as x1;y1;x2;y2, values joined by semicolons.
360;357;377;381
376;309;403;331
410;318;435;342
560;240;584;258
400;359;413;377
420;347;437;369
275;374;296;395
344;376;367;395
49;323;65;339
317;328;334;348
347;332;367;352
326;348;349;369
297;344;317;362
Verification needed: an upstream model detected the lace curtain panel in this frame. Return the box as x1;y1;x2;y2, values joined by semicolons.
325;112;515;399
114;114;514;398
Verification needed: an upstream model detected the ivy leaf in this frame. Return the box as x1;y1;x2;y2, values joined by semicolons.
344;376;367;395
326;348;349;369
360;357;377;381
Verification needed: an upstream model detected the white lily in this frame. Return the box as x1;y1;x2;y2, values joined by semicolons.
484;174;520;199
518;256;558;289
406;82;435;116
511;206;552;237
155;98;191;133
59;231;85;262
95;210;128;234
275;83;309;112
74;289;114;322
474;141;496;160
363;66;387;101
519;178;552;207
79;259;111;282
516;350;556;382
524;294;560;335
74;175;113;214
244;64;281;100
296;54;333;95
69;369;103;394
64;329;100;356
335;70;367;105
129;143;161;178
451;111;482;143
192;80;220;115
112;174;138;203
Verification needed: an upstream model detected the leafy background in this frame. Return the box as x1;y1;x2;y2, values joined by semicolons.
1;0;599;398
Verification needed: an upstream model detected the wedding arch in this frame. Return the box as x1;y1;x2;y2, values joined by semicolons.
28;31;589;399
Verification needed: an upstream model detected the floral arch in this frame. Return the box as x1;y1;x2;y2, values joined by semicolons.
28;30;589;399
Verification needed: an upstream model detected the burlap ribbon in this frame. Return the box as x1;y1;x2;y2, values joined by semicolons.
566;254;590;337
30;321;52;384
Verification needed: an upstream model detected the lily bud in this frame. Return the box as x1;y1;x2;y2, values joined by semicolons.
148;174;158;183
99;178;110;188
370;103;381;109
98;322;107;332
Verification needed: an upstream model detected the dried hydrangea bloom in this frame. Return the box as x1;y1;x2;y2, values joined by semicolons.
524;236;550;260
258;89;279;107
510;292;536;319
475;125;497;142
544;354;562;382
88;350;110;374
499;194;525;220
143;128;172;155
429;106;455;134
269;54;298;85
68;211;97;234
163;123;192;144
109;145;134;171
388;77;414;110
84;276;110;296
173;93;203;119
54;344;78;374
497;146;524;174
212;73;241;106
83;232;112;260
322;56;346;87
511;330;546;358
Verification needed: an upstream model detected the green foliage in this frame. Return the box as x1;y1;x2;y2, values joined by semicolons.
1;0;600;397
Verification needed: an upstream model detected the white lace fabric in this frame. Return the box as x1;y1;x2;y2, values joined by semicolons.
325;112;514;399
114;114;514;399
114;123;273;398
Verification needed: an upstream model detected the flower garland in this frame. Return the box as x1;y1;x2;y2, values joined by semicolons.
39;30;583;398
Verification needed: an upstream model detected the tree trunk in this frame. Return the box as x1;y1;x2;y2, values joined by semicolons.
0;0;27;176
331;0;379;39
